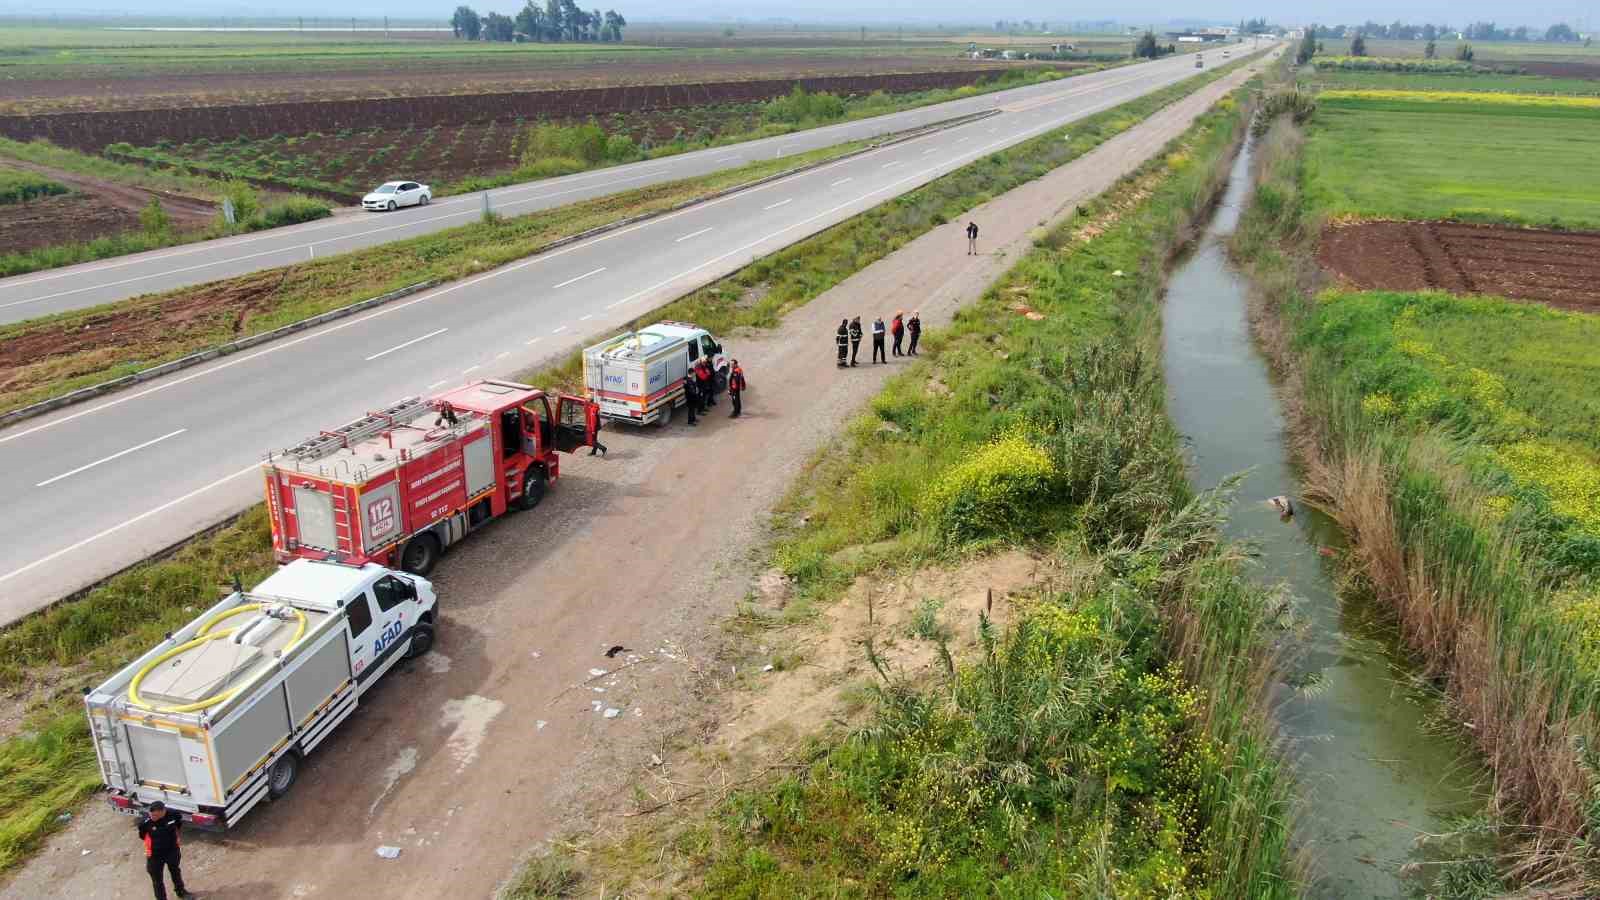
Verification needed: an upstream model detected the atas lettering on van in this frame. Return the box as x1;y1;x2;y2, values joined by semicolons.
374;619;405;656
604;372;627;387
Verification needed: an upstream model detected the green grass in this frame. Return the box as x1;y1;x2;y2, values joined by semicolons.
1303;94;1600;228
0;167;67;204
1304;67;1600;94
553;86;1297;899
0;135;227;199
0;58;1257;879
1233;87;1600;888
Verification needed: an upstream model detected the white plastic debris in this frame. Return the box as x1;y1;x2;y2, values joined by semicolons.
603;708;621;719
762;664;774;673
81;849;92;856
1112;269;1125;277
650;753;663;767
589;668;608;677
536;720;548;731
375;846;402;860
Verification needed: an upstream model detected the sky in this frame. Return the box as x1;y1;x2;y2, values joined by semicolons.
15;1;1595;29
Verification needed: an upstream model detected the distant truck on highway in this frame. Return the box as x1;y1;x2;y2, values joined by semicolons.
581;321;729;427
86;560;437;829
262;379;599;575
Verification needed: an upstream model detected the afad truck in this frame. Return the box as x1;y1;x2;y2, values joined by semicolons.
86;559;437;829
581;321;728;426
262;379;598;575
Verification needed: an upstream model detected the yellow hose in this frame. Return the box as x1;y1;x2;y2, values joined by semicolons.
128;604;308;714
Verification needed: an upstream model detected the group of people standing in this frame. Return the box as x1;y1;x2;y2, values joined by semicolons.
681;356;747;425
837;311;921;367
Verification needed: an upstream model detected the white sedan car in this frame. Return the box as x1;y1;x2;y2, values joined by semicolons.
362;181;431;211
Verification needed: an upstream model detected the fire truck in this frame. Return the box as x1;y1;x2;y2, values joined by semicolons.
262;380;598;575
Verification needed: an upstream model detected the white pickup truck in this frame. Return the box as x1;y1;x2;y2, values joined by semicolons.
84;559;437;829
582;320;729;426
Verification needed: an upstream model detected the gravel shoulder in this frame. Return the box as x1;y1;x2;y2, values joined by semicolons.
0;58;1268;900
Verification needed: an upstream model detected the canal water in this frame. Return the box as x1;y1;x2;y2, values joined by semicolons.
1161;135;1483;896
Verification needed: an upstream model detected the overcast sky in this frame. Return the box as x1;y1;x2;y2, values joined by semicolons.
19;1;1595;29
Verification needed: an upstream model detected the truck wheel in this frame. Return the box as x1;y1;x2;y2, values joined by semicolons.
405;624;435;659
268;752;300;799
516;468;547;511
400;534;440;576
656;404;672;428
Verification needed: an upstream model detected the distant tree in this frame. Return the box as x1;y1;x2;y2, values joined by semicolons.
1133;30;1161;59
1456;42;1474;61
450;5;481;39
1421;23;1437;41
602;9;626;41
544;0;562;40
1296;26;1317;64
1546;23;1575;42
559;0;581;40
1423;39;1437;59
1349;33;1367;56
482;11;515;41
515;2;543;40
589;8;602;40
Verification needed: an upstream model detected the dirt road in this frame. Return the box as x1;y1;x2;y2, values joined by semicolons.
0;157;214;254
1;58;1268;900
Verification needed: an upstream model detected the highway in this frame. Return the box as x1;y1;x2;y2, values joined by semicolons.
5;50;1240;326
0;46;1272;624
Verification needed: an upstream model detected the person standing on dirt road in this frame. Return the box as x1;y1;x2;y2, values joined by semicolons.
836;319;850;368
848;316;863;366
907;311;922;356
696;358;716;407
138;801;190;900
871;316;887;364
967;221;979;254
891;311;905;357
728;360;747;418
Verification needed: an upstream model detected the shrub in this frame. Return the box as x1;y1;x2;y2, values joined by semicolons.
603;133;639;162
920;433;1056;543
1254;88;1317;136
0;169;68;205
219;181;259;224
138;197;171;236
249;196;332;230
763;87;847;125
522;122;607;166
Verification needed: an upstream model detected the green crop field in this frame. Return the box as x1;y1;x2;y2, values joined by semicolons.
1305;93;1600;228
1355;37;1600;62
1304;68;1600;94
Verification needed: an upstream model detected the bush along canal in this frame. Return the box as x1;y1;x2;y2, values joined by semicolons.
1161;133;1485;895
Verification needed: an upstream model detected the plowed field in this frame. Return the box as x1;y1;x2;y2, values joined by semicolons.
1318;220;1600;311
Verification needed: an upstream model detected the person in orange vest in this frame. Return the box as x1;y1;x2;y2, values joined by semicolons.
137;801;190;900
728;360;747;418
695;358;716;408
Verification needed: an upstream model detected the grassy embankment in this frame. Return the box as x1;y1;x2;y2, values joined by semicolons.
0;58;1253;874
1233;85;1600;891
0;136;332;278
509;84;1299;898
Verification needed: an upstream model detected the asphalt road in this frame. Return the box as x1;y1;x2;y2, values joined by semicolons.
1;48;1250;327
0;45;1272;624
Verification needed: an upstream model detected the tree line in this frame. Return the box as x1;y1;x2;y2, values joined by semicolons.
450;2;626;42
1307;20;1587;43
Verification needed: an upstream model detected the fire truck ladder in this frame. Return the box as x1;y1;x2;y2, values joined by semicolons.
277;397;431;464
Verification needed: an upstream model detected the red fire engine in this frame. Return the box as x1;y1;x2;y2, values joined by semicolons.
262;380;598;575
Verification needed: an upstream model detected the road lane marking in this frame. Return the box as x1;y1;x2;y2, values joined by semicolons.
525;336;543;345
462;365;480;375
881;161;902;169
493;351;510;361
762;198;793;210
578;314;593;322
922;148;938;155
428;379;450;389
364;327;449;361
830;177;853;187
0;464;258;588
36;429;187;487
551;325;568;334
552;267;605;289
675;227;713;242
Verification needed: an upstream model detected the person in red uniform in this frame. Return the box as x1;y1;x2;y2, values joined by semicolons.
695;358;716;407
727;360;747;418
138;802;190;900
890;311;905;357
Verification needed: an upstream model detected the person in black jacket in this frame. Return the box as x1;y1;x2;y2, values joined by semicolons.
907;311;922;356
682;373;699;426
728;360;747;418
848;317;863;366
137;802;190;900
835;319;850;368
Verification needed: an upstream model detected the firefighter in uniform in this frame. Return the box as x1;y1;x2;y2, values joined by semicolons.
848;317;863;366
696;359;716;407
728;360;747;418
682;371;699;426
138;801;190;900
835;319;850;368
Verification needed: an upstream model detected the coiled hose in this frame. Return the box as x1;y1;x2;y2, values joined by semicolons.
127;604;307;714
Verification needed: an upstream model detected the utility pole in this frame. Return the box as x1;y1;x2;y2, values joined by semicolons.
384;15;389;38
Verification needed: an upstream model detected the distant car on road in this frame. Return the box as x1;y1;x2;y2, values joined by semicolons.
362;181;430;211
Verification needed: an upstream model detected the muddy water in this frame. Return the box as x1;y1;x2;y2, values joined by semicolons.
1162;139;1482;896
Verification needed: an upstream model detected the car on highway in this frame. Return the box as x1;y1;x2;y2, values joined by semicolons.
362;181;431;211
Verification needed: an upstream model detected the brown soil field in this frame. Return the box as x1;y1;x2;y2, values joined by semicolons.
0;56;1038;115
1318;220;1600;311
0;67;1049;152
0;158;214;253
1517;60;1600;80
